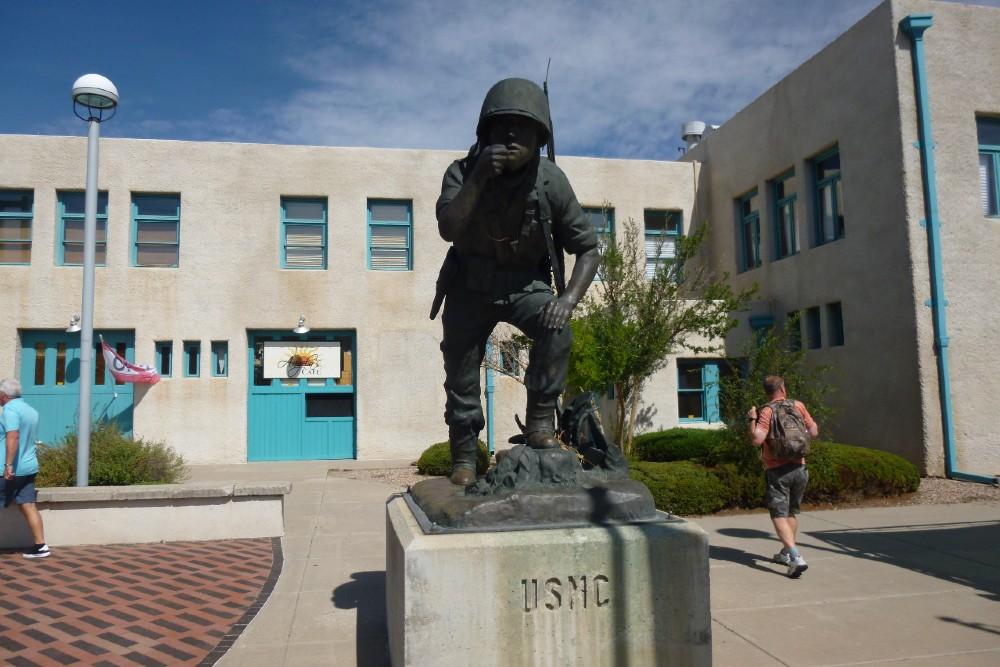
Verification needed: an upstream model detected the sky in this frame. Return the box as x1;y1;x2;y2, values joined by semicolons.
4;0;999;160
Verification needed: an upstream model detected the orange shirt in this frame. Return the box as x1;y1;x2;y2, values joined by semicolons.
754;401;816;469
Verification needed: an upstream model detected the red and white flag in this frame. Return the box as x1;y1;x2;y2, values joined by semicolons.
101;341;160;385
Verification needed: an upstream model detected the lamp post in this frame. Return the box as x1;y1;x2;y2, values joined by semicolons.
71;74;118;487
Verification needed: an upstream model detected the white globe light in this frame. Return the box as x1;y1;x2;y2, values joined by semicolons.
72;74;119;109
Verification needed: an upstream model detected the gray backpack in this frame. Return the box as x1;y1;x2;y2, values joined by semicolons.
764;399;811;458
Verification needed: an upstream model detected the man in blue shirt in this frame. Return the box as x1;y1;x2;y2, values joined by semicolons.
1;378;49;558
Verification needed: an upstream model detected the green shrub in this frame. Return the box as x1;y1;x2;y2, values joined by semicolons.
804;441;920;501
629;461;729;516
416;440;490;476
36;421;188;487
633;428;729;463
628;438;919;516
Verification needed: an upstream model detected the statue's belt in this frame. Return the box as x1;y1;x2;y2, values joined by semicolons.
457;256;550;294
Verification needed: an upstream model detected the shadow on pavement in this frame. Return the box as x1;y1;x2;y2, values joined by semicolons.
938;615;1000;636
708;544;788;576
332;570;389;667
811;520;1000;602
713;521;1000;601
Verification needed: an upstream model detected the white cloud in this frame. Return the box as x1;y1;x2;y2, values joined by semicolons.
250;0;884;159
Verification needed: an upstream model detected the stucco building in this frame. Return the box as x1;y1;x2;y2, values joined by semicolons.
1;0;997;479
683;0;999;481
0;137;708;464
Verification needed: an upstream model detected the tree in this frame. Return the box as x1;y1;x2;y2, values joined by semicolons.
568;216;754;455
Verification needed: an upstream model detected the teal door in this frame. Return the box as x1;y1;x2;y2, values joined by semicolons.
19;330;135;444
247;330;356;461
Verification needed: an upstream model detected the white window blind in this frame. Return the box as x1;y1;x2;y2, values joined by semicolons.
644;237;676;279
370;226;409;269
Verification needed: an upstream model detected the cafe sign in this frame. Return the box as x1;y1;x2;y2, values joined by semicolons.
263;341;341;379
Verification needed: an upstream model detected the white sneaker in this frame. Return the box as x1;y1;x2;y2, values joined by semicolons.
787;555;808;578
773;551;792;565
23;544;50;559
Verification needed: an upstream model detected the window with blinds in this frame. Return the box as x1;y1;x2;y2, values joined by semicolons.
737;189;761;271
812;146;844;244
977;117;1000;217
368;200;412;270
584;206;614;282
643;209;681;279
0;190;33;265
132;194;181;267
58;191;108;266
771;169;797;259
282;197;327;269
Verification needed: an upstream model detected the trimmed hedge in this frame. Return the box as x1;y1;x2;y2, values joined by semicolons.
632;428;728;463
628;438;920;516
37;421;188;487
630;461;729;516
416;440;490;476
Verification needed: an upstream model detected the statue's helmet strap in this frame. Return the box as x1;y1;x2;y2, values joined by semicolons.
477;78;552;143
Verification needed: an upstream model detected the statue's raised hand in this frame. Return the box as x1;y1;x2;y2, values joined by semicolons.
471;144;513;181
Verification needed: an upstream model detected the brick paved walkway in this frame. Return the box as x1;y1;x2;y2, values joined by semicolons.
0;538;281;666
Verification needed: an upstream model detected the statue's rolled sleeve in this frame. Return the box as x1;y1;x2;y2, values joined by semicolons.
436;161;465;219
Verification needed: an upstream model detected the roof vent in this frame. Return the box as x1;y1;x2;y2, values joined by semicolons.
682;121;707;150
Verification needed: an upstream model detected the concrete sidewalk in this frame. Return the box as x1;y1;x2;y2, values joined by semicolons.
189;462;1000;666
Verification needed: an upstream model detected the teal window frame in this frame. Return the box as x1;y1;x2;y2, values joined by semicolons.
183;341;201;377
977;117;1000;217
584;206;615;243
131;194;181;267
211;341;229;377
0;189;34;265
585;206;615;282
737;188;761;272
771;170;797;259
367;199;413;271
827;302;845;347
281;197;327;270
805;306;822;349
812;146;845;245
643;209;682;279
57;190;108;266
677;359;721;424
749;314;774;345
155;341;173;377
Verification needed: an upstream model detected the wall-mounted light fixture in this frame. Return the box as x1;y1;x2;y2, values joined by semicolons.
66;314;82;333
293;314;310;334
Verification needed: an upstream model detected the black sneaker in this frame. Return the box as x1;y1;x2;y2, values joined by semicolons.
23;544;50;559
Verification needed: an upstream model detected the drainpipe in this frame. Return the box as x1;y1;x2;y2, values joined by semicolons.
901;15;998;485
485;341;495;454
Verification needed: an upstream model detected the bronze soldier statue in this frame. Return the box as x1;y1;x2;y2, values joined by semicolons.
433;78;600;486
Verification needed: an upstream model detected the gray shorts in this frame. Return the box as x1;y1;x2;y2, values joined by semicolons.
765;464;808;518
1;474;38;508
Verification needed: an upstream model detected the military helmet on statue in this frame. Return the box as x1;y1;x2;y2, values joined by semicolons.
476;78;552;144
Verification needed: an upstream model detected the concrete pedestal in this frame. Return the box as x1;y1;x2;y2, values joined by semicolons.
386;496;712;667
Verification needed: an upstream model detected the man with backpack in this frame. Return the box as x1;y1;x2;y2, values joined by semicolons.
747;375;819;578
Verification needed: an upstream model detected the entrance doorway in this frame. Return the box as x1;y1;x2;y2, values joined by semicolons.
246;330;356;461
18;330;135;444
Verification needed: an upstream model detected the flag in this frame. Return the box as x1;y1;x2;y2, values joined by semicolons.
101;341;160;385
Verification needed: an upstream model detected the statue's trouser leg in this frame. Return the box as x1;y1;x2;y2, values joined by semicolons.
441;289;497;484
503;288;572;449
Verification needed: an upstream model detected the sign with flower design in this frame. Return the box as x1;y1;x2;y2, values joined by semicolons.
262;341;341;379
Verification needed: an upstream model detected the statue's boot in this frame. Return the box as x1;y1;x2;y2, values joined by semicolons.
449;431;479;486
525;391;560;449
